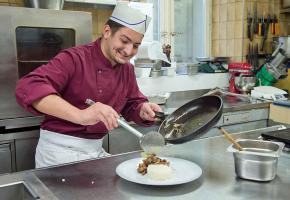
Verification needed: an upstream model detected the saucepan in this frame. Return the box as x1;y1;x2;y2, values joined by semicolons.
158;95;223;144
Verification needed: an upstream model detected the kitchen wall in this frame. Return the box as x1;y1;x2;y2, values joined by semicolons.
63;3;113;41
211;0;245;61
0;0;24;6
211;0;290;62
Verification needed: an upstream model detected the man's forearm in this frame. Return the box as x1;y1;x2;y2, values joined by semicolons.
32;94;81;124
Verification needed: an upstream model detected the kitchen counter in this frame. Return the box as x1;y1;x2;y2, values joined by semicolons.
160;90;270;115
0;126;289;200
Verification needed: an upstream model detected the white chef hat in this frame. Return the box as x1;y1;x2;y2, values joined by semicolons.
110;2;151;35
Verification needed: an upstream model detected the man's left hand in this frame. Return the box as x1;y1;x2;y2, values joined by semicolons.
140;102;162;121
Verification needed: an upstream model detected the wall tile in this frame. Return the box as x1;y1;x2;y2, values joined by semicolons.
213;0;220;6
212;22;220;40
227;3;235;21
220;3;228;22
219;40;227;56
234;20;243;38
227;39;235;57
213;5;220;22
235;1;244;21
227;21;235;39
234;39;243;56
219;22;227;39
212;40;220;56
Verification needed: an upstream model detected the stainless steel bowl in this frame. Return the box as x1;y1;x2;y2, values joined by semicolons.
227;139;285;182
234;75;256;93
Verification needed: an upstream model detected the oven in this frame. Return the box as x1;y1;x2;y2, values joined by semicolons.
0;6;92;173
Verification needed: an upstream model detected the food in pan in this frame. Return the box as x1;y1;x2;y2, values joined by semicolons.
137;153;172;180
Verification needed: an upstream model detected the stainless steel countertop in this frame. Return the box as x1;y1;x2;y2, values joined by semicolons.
1;128;289;200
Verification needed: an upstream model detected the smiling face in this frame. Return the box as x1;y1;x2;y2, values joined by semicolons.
101;24;143;66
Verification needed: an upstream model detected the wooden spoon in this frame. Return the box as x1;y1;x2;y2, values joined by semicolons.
219;127;243;151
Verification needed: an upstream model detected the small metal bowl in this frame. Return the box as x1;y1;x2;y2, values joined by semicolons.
227;139;285;182
234;75;256;93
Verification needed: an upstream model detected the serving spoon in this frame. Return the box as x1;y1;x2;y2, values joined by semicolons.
85;99;165;154
219;127;243;151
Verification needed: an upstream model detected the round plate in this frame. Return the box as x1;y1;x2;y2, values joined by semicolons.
116;157;202;186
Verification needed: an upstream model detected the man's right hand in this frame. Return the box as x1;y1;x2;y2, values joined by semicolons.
79;102;119;131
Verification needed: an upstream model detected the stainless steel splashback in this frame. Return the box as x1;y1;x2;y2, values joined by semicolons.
0;6;92;127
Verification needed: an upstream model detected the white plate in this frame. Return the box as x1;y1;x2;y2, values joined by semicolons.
116;157;202;186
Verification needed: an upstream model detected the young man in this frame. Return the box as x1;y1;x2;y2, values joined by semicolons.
15;2;161;168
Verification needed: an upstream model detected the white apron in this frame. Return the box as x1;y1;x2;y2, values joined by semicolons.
35;129;110;168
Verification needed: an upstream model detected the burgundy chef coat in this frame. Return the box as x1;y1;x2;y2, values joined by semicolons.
15;38;150;139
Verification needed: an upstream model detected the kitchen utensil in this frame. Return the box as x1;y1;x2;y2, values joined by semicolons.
234;74;256;94
219;127;243;151
227;139;285;181
158;95;223;144
262;128;290;148
85;99;165;153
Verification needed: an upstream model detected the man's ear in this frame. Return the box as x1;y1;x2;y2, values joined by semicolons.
102;24;111;39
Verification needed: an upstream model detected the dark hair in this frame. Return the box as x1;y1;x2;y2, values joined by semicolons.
105;19;125;35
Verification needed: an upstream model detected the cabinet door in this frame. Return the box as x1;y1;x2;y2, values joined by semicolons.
0;143;12;173
15;130;39;171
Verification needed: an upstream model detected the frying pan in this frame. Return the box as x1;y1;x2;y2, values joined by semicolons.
158;95;223;144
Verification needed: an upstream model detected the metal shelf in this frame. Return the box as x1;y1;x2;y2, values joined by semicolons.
65;0;116;6
280;8;290;13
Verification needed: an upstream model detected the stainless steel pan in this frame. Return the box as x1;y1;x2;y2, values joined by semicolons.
158;95;223;144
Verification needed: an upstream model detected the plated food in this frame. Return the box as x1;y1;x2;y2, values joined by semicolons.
137;153;172;180
116;156;202;185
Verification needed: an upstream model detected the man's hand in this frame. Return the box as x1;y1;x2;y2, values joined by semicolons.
79;102;119;131
139;102;162;121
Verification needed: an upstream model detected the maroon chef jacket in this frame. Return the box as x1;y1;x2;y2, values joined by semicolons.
15;38;150;139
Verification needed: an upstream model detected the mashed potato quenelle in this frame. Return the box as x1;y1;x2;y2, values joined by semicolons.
137;153;173;180
147;164;173;180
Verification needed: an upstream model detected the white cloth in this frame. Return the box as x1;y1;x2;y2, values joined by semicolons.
110;1;151;34
35;129;110;168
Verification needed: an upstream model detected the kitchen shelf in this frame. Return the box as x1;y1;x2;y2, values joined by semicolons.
65;0;116;6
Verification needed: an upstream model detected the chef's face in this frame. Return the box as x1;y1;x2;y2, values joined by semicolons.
102;25;143;65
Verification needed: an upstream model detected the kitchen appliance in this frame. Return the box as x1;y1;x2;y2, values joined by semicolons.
196;57;228;73
0;6;92;173
158;95;223;144
262;128;290;148
256;39;289;86
228;62;255;93
272;36;290;57
227;139;285;182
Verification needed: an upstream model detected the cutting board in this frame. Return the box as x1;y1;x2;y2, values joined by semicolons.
269;103;290;124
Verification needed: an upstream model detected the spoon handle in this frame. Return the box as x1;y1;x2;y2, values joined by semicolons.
219;127;243;151
85;98;143;138
117;118;143;138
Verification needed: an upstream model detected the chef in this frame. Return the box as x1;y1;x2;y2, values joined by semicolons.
15;2;161;168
